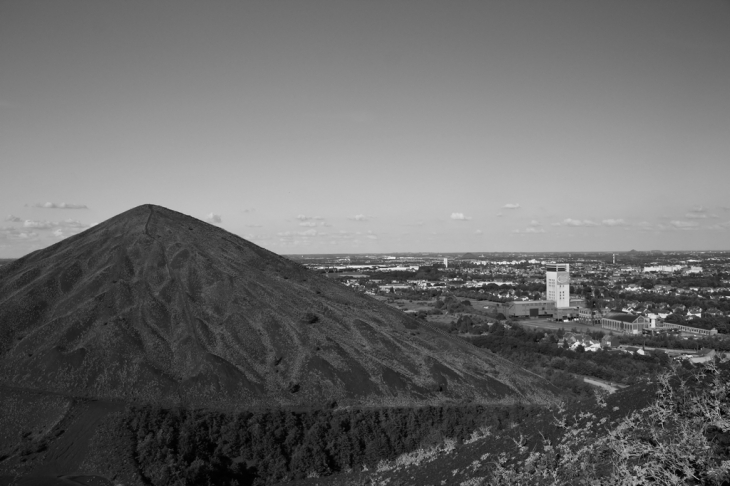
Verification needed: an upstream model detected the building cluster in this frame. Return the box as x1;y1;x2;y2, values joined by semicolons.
643;264;703;274
496;263;724;336
294;251;730;336
495;264;584;320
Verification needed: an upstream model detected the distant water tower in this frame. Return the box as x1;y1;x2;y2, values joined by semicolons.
444;258;448;268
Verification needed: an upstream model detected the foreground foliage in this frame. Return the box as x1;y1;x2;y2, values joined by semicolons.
485;361;730;485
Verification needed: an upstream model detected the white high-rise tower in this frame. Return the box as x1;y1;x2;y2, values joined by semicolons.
546;263;570;308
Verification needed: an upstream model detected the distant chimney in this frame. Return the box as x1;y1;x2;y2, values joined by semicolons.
444;258;448;268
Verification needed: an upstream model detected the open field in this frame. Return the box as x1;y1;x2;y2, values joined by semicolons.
371;295;433;313
376;296;493;316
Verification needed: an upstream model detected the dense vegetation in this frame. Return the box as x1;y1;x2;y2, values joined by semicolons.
124;403;541;485
312;362;730;485
467;323;672;385
485;362;730;484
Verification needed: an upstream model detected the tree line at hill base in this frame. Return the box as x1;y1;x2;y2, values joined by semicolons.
119;402;540;486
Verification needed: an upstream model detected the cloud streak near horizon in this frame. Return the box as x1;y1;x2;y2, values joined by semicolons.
27;202;88;209
450;213;472;221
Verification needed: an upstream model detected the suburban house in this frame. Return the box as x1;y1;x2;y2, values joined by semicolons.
562;332;602;352
705;308;724;318
687;306;703;318
671;304;687;313
622;346;646;356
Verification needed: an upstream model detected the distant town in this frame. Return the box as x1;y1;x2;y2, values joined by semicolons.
289;250;730;337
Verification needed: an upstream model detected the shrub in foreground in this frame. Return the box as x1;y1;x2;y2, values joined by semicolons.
483;361;730;485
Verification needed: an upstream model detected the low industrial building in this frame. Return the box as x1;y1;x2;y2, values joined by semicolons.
600;314;652;334
495;300;556;318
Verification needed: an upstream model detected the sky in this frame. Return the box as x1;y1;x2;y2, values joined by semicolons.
1;0;729;257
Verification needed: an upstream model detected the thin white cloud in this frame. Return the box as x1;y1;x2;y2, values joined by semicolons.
299;221;330;227
277;229;322;238
688;205;707;213
296;215;323;221
28;202;88;209
329;230;355;239
708;221;730;230
602;219;628;226
475;229;483;235
23;219;55;229
206;213;222;224
245;224;263;228
239;231;272;241
325;229;379;241
0;219;91;246
513;227;546;234
670;220;699;230
636;222;656;232
348;214;368;222
60;219;88;229
12;218;90;232
450;212;472;221
5;215;23;223
553;218;599;227
57;220;92;237
529;220;541;226
0;227;40;240
503;203;520;209
685;212;708;219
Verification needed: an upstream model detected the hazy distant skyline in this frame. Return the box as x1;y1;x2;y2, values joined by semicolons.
2;0;729;257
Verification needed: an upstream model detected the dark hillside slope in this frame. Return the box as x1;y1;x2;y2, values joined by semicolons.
0;205;555;408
